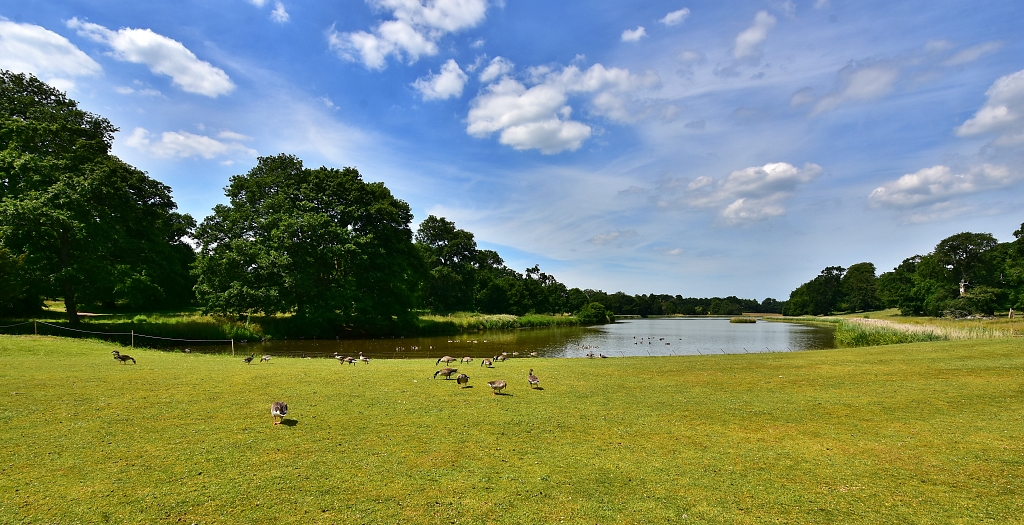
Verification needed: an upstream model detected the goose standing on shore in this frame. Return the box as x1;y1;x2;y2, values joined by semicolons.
461;356;473;364
260;355;272;363
243;353;255;364
527;369;540;389
480;358;493;368
487;380;507;395
436;356;456;366
111;350;136;364
271;401;288;425
434;367;458;380
456;373;470;388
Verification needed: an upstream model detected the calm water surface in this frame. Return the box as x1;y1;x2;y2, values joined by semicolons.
230;318;835;360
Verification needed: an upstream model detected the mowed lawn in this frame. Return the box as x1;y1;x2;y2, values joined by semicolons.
1;336;1022;524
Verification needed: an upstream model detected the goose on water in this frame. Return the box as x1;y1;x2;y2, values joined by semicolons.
487;380;507;395
271;401;288;425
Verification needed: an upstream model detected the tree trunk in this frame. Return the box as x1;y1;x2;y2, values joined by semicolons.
58;229;79;324
63;280;79;325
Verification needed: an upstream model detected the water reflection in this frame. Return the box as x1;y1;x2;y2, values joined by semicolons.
223;318;835;359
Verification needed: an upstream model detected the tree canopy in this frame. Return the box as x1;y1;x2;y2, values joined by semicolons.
192;154;422;333
0;71;195;321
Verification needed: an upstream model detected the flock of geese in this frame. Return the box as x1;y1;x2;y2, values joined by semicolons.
432;353;541;395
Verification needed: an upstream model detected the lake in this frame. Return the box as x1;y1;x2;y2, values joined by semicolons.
234;317;836;360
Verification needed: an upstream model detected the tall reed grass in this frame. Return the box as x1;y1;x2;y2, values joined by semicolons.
416;313;580;334
776;316;1013;347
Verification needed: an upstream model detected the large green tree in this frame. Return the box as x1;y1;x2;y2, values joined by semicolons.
840;262;881;312
415;215;478;312
0;71;195;322
192;154;421;333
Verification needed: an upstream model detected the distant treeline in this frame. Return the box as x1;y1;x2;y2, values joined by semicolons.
785;227;1024;317
1;71;779;335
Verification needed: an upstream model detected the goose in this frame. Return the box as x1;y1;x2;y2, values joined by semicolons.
495;355;506;362
111;350;135;364
512;352;520;357
271;401;288;425
260;355;272;363
527;369;540;389
342;356;357;365
461;356;473;364
433;367;458;380
243;353;255;365
599;353;608;358
183;348;192;354
436;355;457;366
529;352;538;358
358;352;371;364
480;358;493;367
487;379;507;395
456;374;470;388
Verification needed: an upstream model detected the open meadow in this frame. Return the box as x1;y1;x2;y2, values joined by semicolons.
1;335;1022;524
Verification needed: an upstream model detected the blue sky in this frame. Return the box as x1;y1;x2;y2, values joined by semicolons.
2;0;1023;300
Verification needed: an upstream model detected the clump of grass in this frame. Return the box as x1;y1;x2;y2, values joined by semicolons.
835;320;943;346
730;316;756;323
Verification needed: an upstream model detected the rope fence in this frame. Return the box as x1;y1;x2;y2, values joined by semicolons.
1;320;237;354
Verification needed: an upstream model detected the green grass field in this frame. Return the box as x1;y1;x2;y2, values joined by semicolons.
2;335;1022;524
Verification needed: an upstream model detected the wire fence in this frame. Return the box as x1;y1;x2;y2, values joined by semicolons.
0;319;237;354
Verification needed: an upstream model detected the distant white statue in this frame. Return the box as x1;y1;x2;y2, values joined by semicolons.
1010;308;1015;319
959;279;968;297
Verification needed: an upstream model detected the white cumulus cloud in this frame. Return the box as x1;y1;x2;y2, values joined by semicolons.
412;58;468;100
329;0;488;70
270;2;290;23
125;127;257;159
0;20;101;89
868;164;1019;209
66;18;234;97
670;162;822;224
466;63;659;153
733;11;776;60
478;56;513;83
659;8;690;26
621;26;647;42
955;68;1024;146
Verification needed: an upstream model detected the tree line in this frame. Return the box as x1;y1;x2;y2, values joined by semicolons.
784;228;1024;317
1;71;783;334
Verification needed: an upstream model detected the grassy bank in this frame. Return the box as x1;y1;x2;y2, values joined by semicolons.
2;335;1022;523
776;309;1022;347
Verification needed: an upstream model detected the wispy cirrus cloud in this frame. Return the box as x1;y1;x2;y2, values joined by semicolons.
67;18;235;97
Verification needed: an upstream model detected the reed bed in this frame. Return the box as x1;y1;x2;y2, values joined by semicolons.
774;315;1016;348
416;313;580;334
